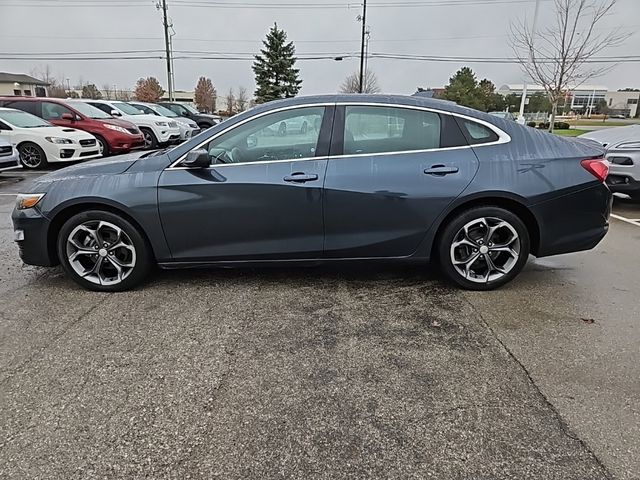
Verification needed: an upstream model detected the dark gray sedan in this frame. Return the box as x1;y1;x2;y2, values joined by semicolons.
12;95;612;291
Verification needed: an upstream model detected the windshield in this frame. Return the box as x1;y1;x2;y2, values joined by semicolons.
182;104;201;115
153;104;178;117
66;101;111;119
113;102;145;115
0;109;50;128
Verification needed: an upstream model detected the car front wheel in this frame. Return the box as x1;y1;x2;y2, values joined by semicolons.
438;206;530;290
57;210;153;291
140;128;158;149
18;142;48;169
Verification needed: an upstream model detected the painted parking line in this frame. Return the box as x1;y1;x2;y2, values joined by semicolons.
611;214;640;227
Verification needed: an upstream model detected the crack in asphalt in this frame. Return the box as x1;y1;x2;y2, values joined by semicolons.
461;293;614;480
0;295;110;385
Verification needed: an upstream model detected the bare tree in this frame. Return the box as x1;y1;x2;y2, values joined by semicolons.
225;88;235;116
511;0;626;131
236;86;249;112
340;70;381;94
102;84;113;100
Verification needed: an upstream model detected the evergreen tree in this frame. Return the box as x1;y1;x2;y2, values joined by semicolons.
252;24;302;103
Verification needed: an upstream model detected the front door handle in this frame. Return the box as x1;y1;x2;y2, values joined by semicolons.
283;172;319;183
424;165;459;176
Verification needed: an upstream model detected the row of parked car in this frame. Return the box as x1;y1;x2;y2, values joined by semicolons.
0;97;223;169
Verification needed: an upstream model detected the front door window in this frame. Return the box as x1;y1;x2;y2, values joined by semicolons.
200;106;325;165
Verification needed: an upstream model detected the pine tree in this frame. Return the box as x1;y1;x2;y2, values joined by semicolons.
252;24;302;103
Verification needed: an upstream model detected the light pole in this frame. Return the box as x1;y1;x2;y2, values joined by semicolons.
517;0;541;124
358;0;367;94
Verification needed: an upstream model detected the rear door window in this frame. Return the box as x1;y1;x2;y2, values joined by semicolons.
3;100;38;116
343;106;441;155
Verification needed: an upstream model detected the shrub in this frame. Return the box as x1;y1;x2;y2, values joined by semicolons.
555;121;570;130
527;121;537;128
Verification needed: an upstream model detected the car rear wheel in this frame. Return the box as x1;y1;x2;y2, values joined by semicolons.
95;135;109;156
140;128;158;149
57;210;153;292
18;142;48;169
438;206;530;290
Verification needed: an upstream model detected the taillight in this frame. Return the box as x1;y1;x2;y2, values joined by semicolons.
581;158;609;182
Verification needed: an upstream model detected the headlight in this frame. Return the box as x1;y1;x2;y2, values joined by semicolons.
16;193;46;210
155;121;168;127
45;137;73;144
616;141;640;150
103;123;129;134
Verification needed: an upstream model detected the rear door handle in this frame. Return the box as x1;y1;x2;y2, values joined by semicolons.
283;172;319;183
424;165;459;176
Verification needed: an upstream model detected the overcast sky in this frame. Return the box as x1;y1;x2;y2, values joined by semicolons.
1;0;639;97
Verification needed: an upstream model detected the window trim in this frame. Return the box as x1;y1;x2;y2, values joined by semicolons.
169;102;510;169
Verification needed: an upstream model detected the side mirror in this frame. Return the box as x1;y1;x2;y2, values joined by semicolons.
181;148;210;168
110;109;122;117
61;113;74;121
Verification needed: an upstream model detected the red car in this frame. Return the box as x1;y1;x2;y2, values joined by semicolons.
0;97;145;156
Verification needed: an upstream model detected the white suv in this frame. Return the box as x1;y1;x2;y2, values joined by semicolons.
81;99;180;149
128;101;200;141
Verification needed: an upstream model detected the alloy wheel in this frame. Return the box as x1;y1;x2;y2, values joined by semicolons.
19;145;42;168
449;217;520;283
142;130;153;148
66;220;137;286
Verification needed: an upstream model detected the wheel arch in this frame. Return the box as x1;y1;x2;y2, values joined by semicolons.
46;200;157;266
429;193;541;258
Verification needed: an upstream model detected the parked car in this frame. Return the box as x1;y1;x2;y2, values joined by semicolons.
157;101;222;129
80;99;180;149
0;137;19;169
128;101;200;141
0;97;144;156
12;94;611;291
0;107;100;169
579;125;640;199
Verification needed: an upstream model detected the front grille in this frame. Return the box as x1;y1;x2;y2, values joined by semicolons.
80;150;99;157
79;139;96;147
168;121;177;128
126;127;140;134
0;145;12;156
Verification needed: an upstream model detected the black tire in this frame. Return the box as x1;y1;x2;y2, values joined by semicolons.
140;128;158;150
437;206;530;291
18;142;48;169
57;210;153;292
95;135;109;157
198;122;213;130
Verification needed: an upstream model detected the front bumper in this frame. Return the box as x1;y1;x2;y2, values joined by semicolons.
533;182;612;257
49;143;101;163
107;132;145;153
11;207;57;267
0;151;19;169
156;127;182;145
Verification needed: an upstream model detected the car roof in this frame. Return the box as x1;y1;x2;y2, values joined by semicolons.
0;106;20;111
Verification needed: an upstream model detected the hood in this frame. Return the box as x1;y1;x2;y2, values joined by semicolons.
122;113;175;125
30;126;95;140
579;125;640;148
100;117;139;130
198;113;222;122
36;150;148;184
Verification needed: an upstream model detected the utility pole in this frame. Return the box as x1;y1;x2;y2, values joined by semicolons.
160;0;173;101
517;0;541;124
358;0;367;94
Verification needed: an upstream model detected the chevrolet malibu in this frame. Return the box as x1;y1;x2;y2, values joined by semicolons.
12;95;611;291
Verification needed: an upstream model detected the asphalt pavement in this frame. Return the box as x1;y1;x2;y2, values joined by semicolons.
0;167;638;480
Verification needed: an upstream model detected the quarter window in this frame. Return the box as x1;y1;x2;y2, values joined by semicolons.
343;106;441;155
458;119;499;145
201;107;325;165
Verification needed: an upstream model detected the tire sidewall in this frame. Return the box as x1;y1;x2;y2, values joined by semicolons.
18;142;47;169
95;135;109;157
438;206;530;291
56;210;152;292
140;128;158;149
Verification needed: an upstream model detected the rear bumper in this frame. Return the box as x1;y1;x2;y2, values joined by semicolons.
533;183;612;257
606;174;640;194
11;207;57;267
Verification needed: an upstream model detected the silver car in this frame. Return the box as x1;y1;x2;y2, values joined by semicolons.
580;125;640;199
0;137;19;169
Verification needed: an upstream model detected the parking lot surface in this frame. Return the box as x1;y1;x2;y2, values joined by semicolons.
1;168;638;479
